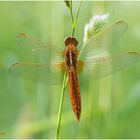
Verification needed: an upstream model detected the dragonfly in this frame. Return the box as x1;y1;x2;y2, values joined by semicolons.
9;21;140;121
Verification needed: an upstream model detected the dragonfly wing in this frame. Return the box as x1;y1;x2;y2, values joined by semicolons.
78;52;140;80
16;34;64;61
9;61;65;85
79;21;128;59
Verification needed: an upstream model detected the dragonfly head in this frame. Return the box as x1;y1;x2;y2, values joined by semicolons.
64;36;78;47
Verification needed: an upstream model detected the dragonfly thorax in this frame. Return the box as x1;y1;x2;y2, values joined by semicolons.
64;36;78;47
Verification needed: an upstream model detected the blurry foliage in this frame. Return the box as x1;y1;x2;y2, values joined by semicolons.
0;1;140;139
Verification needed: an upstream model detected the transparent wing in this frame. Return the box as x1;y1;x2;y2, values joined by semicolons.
16;34;64;61
78;52;140;80
79;21;128;59
9;61;65;85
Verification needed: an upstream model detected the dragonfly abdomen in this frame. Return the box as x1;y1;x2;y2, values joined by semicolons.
68;66;81;121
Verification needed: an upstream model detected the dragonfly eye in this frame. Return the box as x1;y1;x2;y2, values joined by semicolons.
64;36;78;47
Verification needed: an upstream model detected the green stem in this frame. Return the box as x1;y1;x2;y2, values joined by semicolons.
69;3;74;36
55;72;67;139
72;0;82;36
70;5;74;25
55;1;82;139
74;1;82;30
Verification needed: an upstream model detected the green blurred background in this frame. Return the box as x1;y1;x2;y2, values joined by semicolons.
0;1;140;139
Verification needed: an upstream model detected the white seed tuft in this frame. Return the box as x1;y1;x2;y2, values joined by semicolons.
83;14;109;43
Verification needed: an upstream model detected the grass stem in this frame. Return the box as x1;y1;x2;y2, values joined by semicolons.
55;1;82;138
55;72;67;139
72;0;82;36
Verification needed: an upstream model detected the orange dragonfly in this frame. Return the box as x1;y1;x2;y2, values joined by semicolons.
10;21;140;121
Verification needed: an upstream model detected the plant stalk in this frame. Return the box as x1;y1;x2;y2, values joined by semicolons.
72;0;82;36
55;1;82;139
55;72;67;139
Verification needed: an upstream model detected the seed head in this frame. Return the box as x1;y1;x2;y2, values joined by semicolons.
83;14;109;43
64;0;72;9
